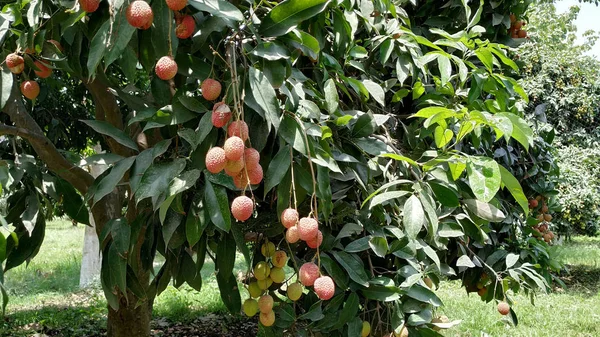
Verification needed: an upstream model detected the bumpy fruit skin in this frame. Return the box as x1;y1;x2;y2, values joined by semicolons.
544;214;552;222
224;159;245;176
269;267;285;283
211;102;232;128
166;0;187;11
244;148;260;168
224;136;245;161
281;208;299;229
314;276;335;300
79;0;100;13
298;217;319;241
259;310;275;327
126;1;153;29
175;15;195;39
272;250;288;268
258;295;274;313
528;199;538;208
6;53;24;74
286;226;300;243
243;299;258;317
205;147;227;173
233;171;249;189
201;78;222;101
254;261;271;281
299;262;320;286
20;81;40;100
228;121;249;141
248;281;262;298
261;241;276;257
287;282;303;301
248;165;263;185
497;301;510;315
155;56;177;80
231;195;253;221
361;321;371;337
306;230;323;249
33;60;52;78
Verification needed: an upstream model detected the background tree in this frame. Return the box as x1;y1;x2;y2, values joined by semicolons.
0;1;561;336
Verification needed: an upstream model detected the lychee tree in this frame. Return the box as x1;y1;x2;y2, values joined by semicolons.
0;0;561;337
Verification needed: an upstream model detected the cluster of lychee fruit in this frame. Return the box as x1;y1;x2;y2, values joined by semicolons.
508;14;527;39
529;196;555;243
5;45;56;100
243;242;298;326
281;208;323;248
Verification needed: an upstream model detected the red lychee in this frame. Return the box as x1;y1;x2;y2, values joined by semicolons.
155;56;177;80
166;0;187;11
233;171;249;189
20;81;40;100
224;158;245;176
306;230;323;249
281;208;299;229
224;136;245;161
211;102;232;128
298;217;319;241
33;60;52;79
497;302;510;315
313;276;335;300
126;1;153;29
299;262;320;287
79;0;100;13
176;15;195;39
228;120;249;141
201;78;222;101
231;196;253;221
244;148;260;168
6;53;24;74
286;225;300;243
247;165;263;185
205;147;227;174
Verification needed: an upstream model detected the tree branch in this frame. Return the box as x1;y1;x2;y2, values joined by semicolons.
2;80;94;194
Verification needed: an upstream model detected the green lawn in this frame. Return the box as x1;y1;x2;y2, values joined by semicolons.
1;220;599;336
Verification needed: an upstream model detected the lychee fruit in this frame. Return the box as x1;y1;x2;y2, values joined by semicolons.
247;165;263;185
272;250;288;268
286;225;300;243
20;81;40;100
205;147;227;173
269;267;285;283
306;230;323;249
497;301;510;315
298;262;320;287
361;321;371;337
6;53;24;74
254;261;270;281
528;199;538;208
243;299;258;317
224;136;245;161
248;281;262;298
211;102;232;128
166;0;187;11
517;30;527;38
513;21;523;30
281;208;299;229
47;39;64;52
176;15;195;39
33;60;52;78
541;205;549;213
259;310;275;327
79;0;100;13
244;148;260;168
510;14;516;23
233;171;249;189
231;195;253;221
287;282;303;301
224;158;245;176
313;276;335;300
261;241;275;257
298;217;319;241
201;78;222;101
544;214;552;222
126;1;153;29
155;56;177;80
228;120;249;141
258;295;273;313
257;277;273;290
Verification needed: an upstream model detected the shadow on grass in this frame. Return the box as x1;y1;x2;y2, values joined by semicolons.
558;265;600;293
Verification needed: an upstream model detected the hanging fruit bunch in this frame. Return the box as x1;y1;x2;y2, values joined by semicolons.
509;13;528;39
530;196;555;243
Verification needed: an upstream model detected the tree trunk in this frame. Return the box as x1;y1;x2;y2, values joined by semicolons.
107;298;154;337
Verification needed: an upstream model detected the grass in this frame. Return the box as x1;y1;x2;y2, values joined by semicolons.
1;220;600;336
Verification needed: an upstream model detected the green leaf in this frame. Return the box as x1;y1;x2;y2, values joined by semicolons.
0;232;6;263
89;156;136;205
320;254;349;290
499;165;528;216
87;21;111;78
332;251;369;286
185;205;205;247
324;79;339;114
335;293;359;329
188;0;243;27
362;80;385;107
352;113;377;138
456;255;475;268
260;0;331;37
466;157;501;202
55;178;90;225
281;30;320;60
104;9;136;67
475;48;494;72
216;272;241;313
217;233;237;276
151;0;178;59
279;115;307;154
498;113;533;151
434;126;453;148
403;195;426;239
429;182;459;207
380;153;419;167
413;107;456;119
204;178;231;232
81;120;139;151
0;63;13;110
248;67;281;132
369;237;389;257
448;159;466;181
506;253;519;269
437;55;452;86
264;145;291;194
345;236;371;253
370;191;410;209
405;285;443;306
135;159;187;209
464;199;505;222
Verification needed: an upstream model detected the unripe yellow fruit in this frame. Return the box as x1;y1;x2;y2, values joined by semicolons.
287;282;303;301
257;277;273;290
270;267;286;283
248;282;262;298
361;321;371;337
254;261;271;281
260;310;275;327
272;250;288;268
258;295;274;313
243;299;258;317
261;242;276;257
